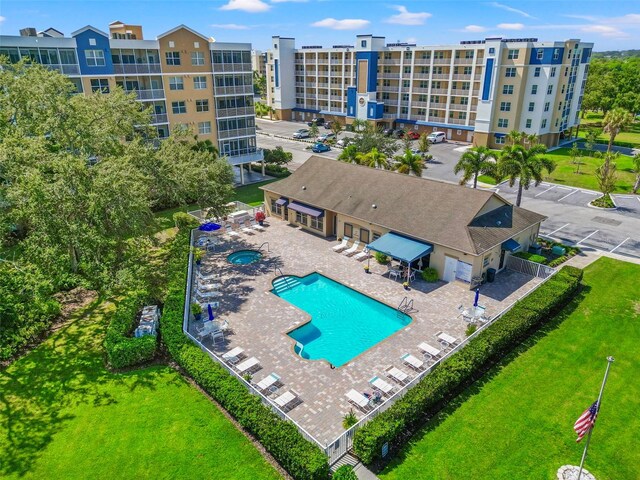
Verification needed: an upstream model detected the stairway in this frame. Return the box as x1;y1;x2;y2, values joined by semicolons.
272;275;301;294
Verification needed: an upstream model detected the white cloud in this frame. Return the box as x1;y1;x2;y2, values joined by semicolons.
582;24;629;38
497;22;524;30
271;0;307;2
386;5;432;26
488;2;536;19
463;24;488;32
211;23;250;30
311;18;370;30
405;37;417;44
220;0;270;13
0;16;5;24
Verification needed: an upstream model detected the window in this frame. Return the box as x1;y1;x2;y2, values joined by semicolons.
463;66;472;75
310;216;324;231
196;99;209;112
502;85;514;95
536;49;544;60
270;199;282;216
550;67;556;77
169;76;184;90
534;67;541;77
541;119;547;128
547;85;553;95
360;228;370;244
372;231;381;241
403;66;411;74
193;76;207;89
198;121;211;134
544;102;550;112
165;51;180;65
404;51;412;59
344;223;353;238
528;102;535;112
90;78;109;93
531;85;538;94
505;67;516;77
403;80;410;88
507;49;519;60
191;52;204;65
525;119;532;128
361;40;367;48
489;47;495;55
172;101;186;114
296;211;308;225
498;118;509;128
553;48;560;60
85;49;105;67
495;136;505;145
500;101;511;112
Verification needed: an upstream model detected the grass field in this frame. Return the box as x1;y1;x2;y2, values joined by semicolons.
0;300;281;480
379;258;640;480
579;112;640;148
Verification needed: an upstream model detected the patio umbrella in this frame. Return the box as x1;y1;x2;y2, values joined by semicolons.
199;222;222;232
473;288;480;307
207;303;215;322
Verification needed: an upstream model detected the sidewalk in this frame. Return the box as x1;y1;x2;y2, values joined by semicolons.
565;248;640;269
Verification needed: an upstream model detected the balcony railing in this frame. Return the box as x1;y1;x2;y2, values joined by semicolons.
150;113;168;124
226;148;265;166
453;58;474;65
429;116;445;122
217;127;257;139
379;59;401;65
380;85;399;92
383;113;397;119
43;64;81;75
114;63;162;75
413;73;430;79
430;88;448;94
450;89;471;96
216;106;255;118
433;58;452;65
379;73;400;79
414;58;431;65
449;103;469;111
470;104;478;112
474;74;483;81
126;89;165;100
429;102;447;109
213;85;254;96
472;89;480;95
212;63;252;73
411;100;429;108
431;73;449;80
452;74;472;81
448;118;468;125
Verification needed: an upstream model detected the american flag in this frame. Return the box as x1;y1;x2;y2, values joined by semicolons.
574;401;599;442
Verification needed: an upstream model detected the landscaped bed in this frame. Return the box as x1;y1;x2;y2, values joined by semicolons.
514;238;581;268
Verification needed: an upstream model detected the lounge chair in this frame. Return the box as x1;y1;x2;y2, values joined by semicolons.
436;331;459;349
197;270;220;282
332;237;350;252
222;346;244;363
252;221;266;232
194;289;222;301
235;357;260;374
241;225;255;235
342;240;361;256
226;225;241;238
369;376;394;396
418;342;441;360
196;280;221;291
353;247;370;261
274;389;300;412
401;353;424;371
346;389;371;412
256;373;281;393
385;366;411;385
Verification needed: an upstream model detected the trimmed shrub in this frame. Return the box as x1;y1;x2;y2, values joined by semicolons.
374;252;389;264
333;465;357;480
353;266;583;464
421;267;438;282
513;252;547;264
160;229;329;480
104;290;157;369
173;212;200;230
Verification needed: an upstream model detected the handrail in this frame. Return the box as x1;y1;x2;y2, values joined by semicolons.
274;266;284;277
398;296;408;311
259;242;270;252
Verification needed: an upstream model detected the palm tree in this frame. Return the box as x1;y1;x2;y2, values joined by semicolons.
338;144;359;164
506;130;524;146
631;152;640;194
603;107;633;151
393;149;425;176
453;146;496;188
351;118;368;133
356;147;389;169
524;133;539;147
498;144;556;206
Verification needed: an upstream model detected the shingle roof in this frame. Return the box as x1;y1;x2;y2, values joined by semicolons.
262;156;546;255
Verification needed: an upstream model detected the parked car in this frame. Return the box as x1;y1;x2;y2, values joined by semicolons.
382;127;395;136
407;131;421;140
427;131;446;143
317;133;336;143
312;143;331;153
336;138;351;148
324;121;333;129
293;129;310;139
307;117;325;126
393;129;406;138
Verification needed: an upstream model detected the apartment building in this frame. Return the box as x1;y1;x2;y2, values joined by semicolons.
251;49;267;77
0;23;263;183
266;35;593;148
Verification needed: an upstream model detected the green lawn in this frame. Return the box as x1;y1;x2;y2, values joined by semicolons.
0;300;281;480
578;112;640;148
380;258;640;480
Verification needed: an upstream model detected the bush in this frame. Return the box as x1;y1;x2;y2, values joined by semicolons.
465;324;477;337
352;266;583;465
103;290;157;369
333;465;357;480
548;255;568;268
250;163;291;178
173;211;200;229
343;409;358;429
591;194;615;208
421;267;438;282
160;229;329;480
374;252;389;264
513;252;547;264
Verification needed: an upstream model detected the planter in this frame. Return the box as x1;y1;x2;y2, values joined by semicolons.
193;313;202;321
364;267;370;274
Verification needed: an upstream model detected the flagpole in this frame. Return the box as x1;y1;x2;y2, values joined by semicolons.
577;356;614;480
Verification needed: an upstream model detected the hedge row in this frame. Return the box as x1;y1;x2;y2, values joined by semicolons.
160;228;330;480
353;266;583;464
103;291;157;369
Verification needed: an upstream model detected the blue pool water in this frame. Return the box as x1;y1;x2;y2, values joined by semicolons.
227;250;262;265
272;273;411;367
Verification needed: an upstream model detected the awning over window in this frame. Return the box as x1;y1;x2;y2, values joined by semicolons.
367;232;433;263
275;197;288;206
288;201;324;218
494;133;506;138
502;238;521;252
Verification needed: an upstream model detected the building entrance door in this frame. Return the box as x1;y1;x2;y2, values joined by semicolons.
443;256;457;282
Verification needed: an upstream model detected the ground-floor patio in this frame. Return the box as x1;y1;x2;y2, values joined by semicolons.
187;220;542;445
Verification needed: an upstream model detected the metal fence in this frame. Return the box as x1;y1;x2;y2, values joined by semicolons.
187;201;265;223
506;255;556;279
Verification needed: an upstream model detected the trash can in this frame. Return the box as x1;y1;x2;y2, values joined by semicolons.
551;245;566;256
486;268;496;283
529;243;542;255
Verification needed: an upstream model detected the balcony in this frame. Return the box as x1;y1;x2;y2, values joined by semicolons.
150;113;168;124
330;95;344;101
214;85;254;96
44;64;81;75
317;94;328;100
379;59;401;65
470;104;478;112
453;58;474;65
330;59;342;65
474;73;483;81
380;85;400;92
216;106;255;118
413;73;430;80
379;73;400;79
226;148;264;166
429;102;447;109
212;63;252;73
448;118;468;125
449;103;469;111
452;74;472;81
430;88;448;94
472;89;480;95
218;127;257;140
414;58;431;65
383;113;397;119
429;116;445;123
114;63;162;75
450;89;471;96
412;87;430;94
431;73;449;80
433;58;451;65
411;100;429;108
317;82;329;87
127;89;165;100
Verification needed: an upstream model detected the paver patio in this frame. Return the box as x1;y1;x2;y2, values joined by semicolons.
188;220;542;446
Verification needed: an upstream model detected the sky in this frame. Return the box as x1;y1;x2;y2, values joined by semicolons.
0;0;639;51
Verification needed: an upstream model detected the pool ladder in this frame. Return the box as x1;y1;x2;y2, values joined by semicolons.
274;266;295;292
398;296;415;314
259;242;270;252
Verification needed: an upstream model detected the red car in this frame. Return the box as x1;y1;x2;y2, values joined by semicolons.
407;131;421;140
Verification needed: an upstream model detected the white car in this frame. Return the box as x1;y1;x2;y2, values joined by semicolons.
293;129;310;139
336;138;351;148
427;131;446;143
317;133;335;143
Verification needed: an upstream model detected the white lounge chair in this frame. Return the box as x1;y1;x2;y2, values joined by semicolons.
436;331;459;349
274;390;300;412
241;226;255;235
196;281;221;291
197;270;220;282
401;353;424;371
194;289;222;301
385;366;411;385
342;240;360;256
332;237;350;252
252;222;266;232
222;346;244;363
226;226;241;238
354;247;370;261
369;376;394;396
418;342;441;360
235;357;260;374
346;389;371;412
256;373;281;393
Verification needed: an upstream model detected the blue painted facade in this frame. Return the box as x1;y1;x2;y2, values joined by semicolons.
292;107;320;113
581;48;592;64
528;47;564;65
366;101;384;120
355;51;378;92
481;58;494;101
274;59;279;88
346;87;356;117
73;27;114;75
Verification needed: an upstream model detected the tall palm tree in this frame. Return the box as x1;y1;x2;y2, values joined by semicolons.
356;147;389;169
393;149;425;176
524;133;539;147
603;107;633;151
338;144;359;164
506;130;524;146
632;152;640;194
453;146;496;188
498;144;556;206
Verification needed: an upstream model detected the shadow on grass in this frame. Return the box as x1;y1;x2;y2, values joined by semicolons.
0;297;170;477
378;285;590;476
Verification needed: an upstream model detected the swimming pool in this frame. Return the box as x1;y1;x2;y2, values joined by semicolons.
227;250;262;265
272;273;411;367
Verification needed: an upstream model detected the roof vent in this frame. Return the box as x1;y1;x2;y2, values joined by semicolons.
372;204;377;209
302;186;306;190
496;220;502;226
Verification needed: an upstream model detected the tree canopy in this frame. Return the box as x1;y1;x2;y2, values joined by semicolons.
582;56;640;115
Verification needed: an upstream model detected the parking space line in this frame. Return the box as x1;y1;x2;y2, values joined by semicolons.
610;237;630;253
547;223;570;235
614;195;635;199
556;186;572;191
535;185;556;197
637;197;640;204
558;189;578;201
576;230;599;245
582;191;599;196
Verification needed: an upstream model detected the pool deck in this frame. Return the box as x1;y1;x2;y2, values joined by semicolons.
189;220;542;446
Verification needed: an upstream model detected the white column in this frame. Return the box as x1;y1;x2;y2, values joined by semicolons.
240;163;245;184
